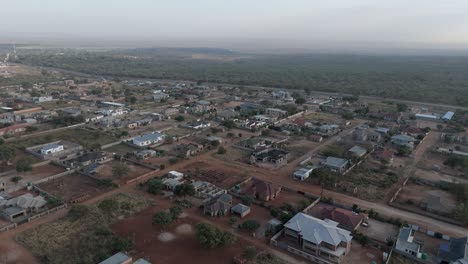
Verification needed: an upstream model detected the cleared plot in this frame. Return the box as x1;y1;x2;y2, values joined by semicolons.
6;128;118;150
37;173;111;202
105;143;139;155
18;193;150;264
1;163;66;191
334;163;400;202
94;160;153;184
179;160;248;189
164;127;193;137
395;183;457;216
413;168;468;185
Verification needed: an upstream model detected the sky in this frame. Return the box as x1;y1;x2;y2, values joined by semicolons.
1;0;468;53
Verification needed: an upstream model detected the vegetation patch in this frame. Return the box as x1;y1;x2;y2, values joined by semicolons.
17;193;151;264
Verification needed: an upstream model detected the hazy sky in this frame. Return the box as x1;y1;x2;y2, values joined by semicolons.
1;0;468;52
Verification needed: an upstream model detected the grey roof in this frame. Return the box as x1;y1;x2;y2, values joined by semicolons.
231;203;250;214
438;237;468;262
134;259;152;264
133;132;162;143
3;206;25;215
391;134;415;142
349;146;367;157
99;252;131;264
323;157;348;168
397;227;421;252
284;213;352;246
442;111;455;120
41;143;62;151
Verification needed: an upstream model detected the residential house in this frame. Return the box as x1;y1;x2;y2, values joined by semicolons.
319;124;340;135
32;96;53;103
40;144;64;155
391;134;416;148
309;134;323;143
293;166;317;181
64;151;109;168
152;90;170;102
282;213;352;264
231;203;251;218
251;148;289;165
135;149;157;159
175;143;203;158
0;123;30;137
322;157;349;173
372;149;394;164
203;194;232;217
131;132;164;147
315;206;364;231
163;171;184;190
395;227;423;257
272;90;294;102
245;178;281;201
352;128;367;142
348;146;367;158
265;108;288;117
161;107;179;117
192;181;226;199
437;237;468;264
0;193;47;222
186;119;211;130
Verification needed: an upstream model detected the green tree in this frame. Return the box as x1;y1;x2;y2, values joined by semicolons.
240;220;261;232
242;246;257;261
295;98;306;105
174;183;196;198
16;158;34;172
454;203;468;225
398;146;412;157
0;145;15;164
25;126;39;133
174;115;185;122
397;103;408;112
169;206;183;219
153;211;174;226
147;178;163;194
222;120;237;129
10;176;22;185
196;223;236;248
98;199;119;215
68;204;90;221
112;162;129;178
217;146;227;154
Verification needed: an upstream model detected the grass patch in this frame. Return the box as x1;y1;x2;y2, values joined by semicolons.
7;128;118;150
17;193;150;264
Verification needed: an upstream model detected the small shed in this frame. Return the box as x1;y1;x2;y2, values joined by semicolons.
231;203;251;218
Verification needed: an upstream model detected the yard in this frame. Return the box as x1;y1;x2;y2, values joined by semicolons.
105;143;139;155
93;160;153;184
37;173;112;202
1;163;66;192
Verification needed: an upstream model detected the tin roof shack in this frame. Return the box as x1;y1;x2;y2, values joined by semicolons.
26;140;83;161
231;203;251;218
348;145;367;159
62;151;111;169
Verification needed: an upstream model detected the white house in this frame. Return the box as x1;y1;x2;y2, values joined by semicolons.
293;167;317;181
395;227;423;258
131;132;164;147
40;144;64;155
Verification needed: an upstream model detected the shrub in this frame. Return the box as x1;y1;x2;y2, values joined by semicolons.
240;220;261;232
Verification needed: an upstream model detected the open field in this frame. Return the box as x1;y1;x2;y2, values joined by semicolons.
37;173;112;202
179;160;248;189
105;143;139;155
413;168;468;185
1;163;66;191
5;128;118;150
395;183;457;216
17;193;151;264
94;160;153;184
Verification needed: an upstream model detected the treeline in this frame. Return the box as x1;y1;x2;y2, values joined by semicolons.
17;49;468;106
